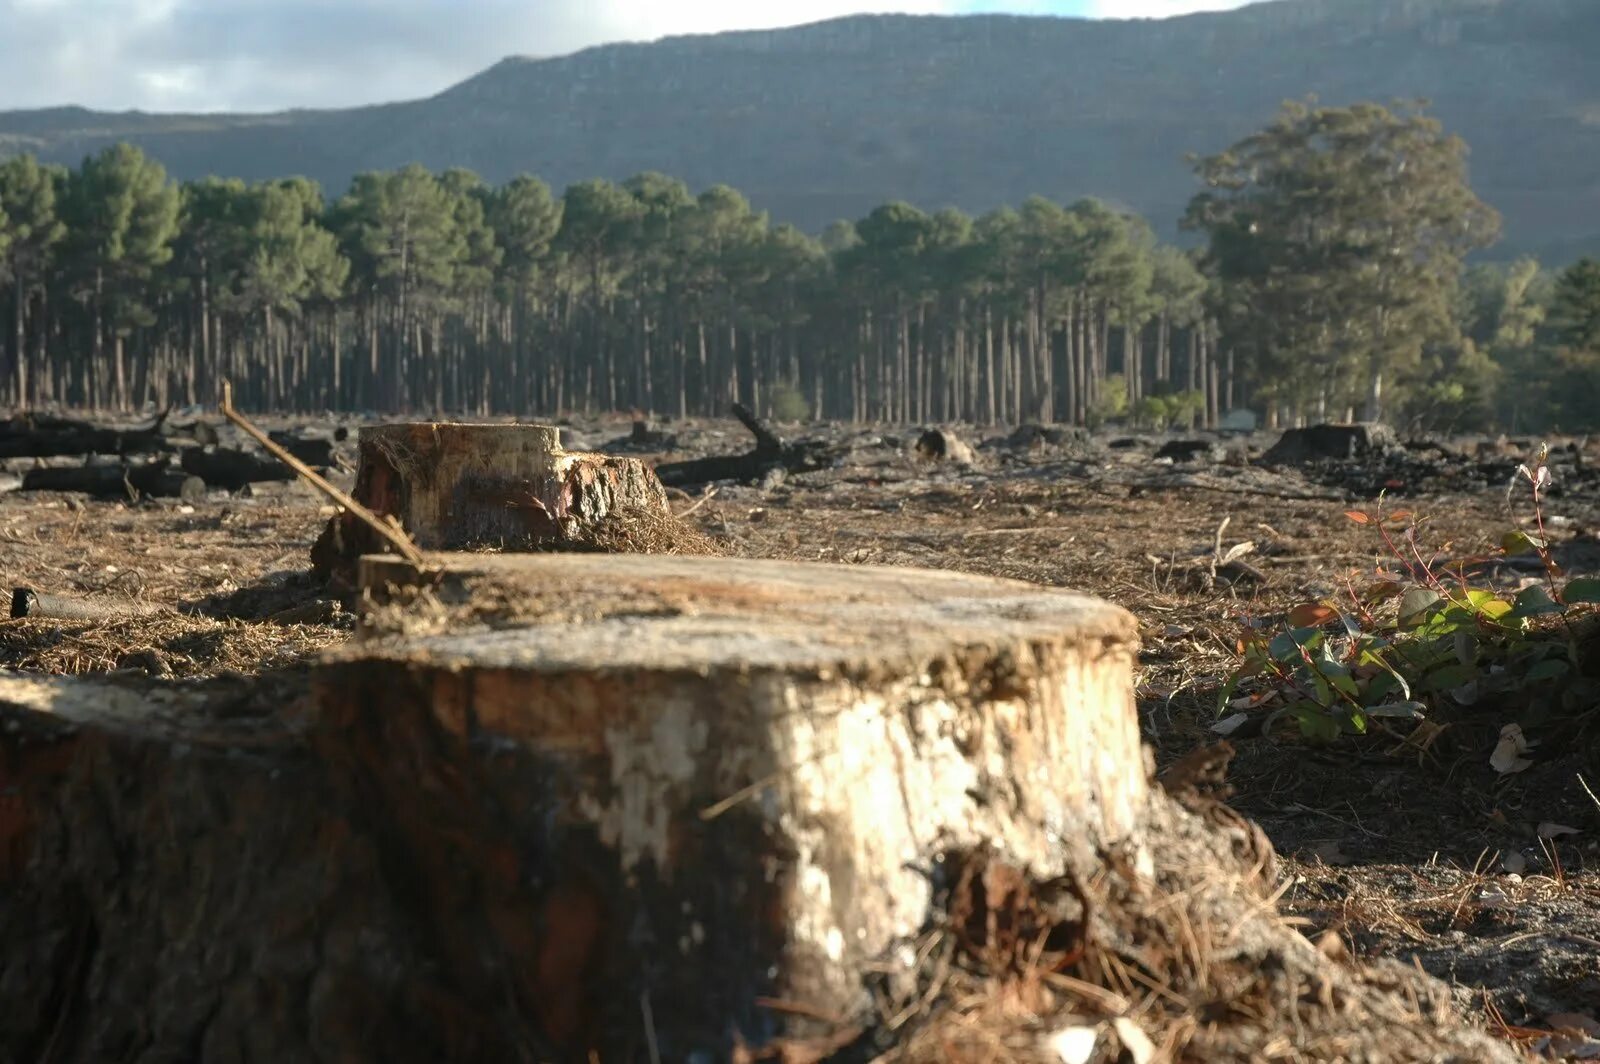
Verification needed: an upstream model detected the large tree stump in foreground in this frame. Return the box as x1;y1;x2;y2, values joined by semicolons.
311;423;667;578
336;552;1146;1053
1;552;1142;1061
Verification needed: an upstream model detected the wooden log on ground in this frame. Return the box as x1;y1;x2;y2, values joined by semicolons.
914;426;975;464
1262;422;1396;465
180;445;299;491
19;462;206;501
10;588;169;621
0;419;174;460
267;430;336;468
311;422;668;579
654;403;834;488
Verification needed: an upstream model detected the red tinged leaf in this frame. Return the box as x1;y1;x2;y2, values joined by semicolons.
1386;511;1412;523
1287;603;1338;627
1363;580;1404;603
1344;510;1371;525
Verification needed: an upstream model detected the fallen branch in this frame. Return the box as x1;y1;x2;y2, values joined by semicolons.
220;381;424;567
20;462;204;501
11;588;169;622
654;403;833;489
674;486;720;519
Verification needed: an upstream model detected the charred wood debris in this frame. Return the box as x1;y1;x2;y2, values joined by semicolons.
1;407;1593;525
0;409;352;501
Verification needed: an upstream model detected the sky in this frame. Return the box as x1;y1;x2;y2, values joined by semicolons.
0;0;1255;114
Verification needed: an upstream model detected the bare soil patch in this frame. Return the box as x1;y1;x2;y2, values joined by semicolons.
2;412;1597;1058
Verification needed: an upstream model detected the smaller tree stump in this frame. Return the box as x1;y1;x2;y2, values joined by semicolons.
312;423;667;578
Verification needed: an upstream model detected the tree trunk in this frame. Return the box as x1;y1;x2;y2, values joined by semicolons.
11;277;26;407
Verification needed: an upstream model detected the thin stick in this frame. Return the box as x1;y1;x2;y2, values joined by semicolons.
675;485;719;520
640;991;661;1064
1578;772;1600;816
219;381;424;566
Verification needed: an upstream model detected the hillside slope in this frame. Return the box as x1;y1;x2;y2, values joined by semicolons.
2;0;1597;258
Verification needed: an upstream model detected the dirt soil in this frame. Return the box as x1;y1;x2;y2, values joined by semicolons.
2;411;1598;1058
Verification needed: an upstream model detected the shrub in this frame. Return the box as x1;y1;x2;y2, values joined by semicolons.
767;381;810;423
1221;444;1600;742
1088;374;1129;429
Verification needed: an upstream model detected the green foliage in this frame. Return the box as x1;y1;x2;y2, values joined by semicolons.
1087;373;1128;428
0;97;1586;424
0;155;67;285
485;174;561;295
1547;257;1600;352
62;143;181;323
1186;99;1500;422
1133;390;1205;430
767;380;810;422
1223;449;1599;742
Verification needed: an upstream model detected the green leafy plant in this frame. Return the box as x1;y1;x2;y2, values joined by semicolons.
1087;374;1130;429
767;380;810;422
1220;444;1600;741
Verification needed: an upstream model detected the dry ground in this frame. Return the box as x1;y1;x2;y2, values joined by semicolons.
2;412;1597;1058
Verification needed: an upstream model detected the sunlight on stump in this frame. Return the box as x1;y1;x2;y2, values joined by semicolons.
329;552;1143;1056
311;422;667;578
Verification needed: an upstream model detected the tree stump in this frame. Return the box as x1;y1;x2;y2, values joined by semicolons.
336;552;1145;1055
0;552;1144;1062
311;423;668;579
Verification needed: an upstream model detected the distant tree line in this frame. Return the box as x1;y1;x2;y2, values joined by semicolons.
0;98;1596;430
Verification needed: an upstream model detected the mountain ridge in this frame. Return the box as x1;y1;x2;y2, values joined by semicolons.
3;0;1598;260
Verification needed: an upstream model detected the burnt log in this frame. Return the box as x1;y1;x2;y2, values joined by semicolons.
19;461;206;501
1262;422;1396;465
915;427;976;465
267;431;336;468
0;414;174;460
1002;423;1089;453
654;403;833;489
1155;439;1223;463
181;446;299;491
311;422;668;579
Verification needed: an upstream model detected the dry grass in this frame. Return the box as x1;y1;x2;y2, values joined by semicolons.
0;613;343;678
856;793;1518;1064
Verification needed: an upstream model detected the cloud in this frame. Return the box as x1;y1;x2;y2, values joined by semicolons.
1082;0;1253;17
0;0;1254;114
0;0;973;112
